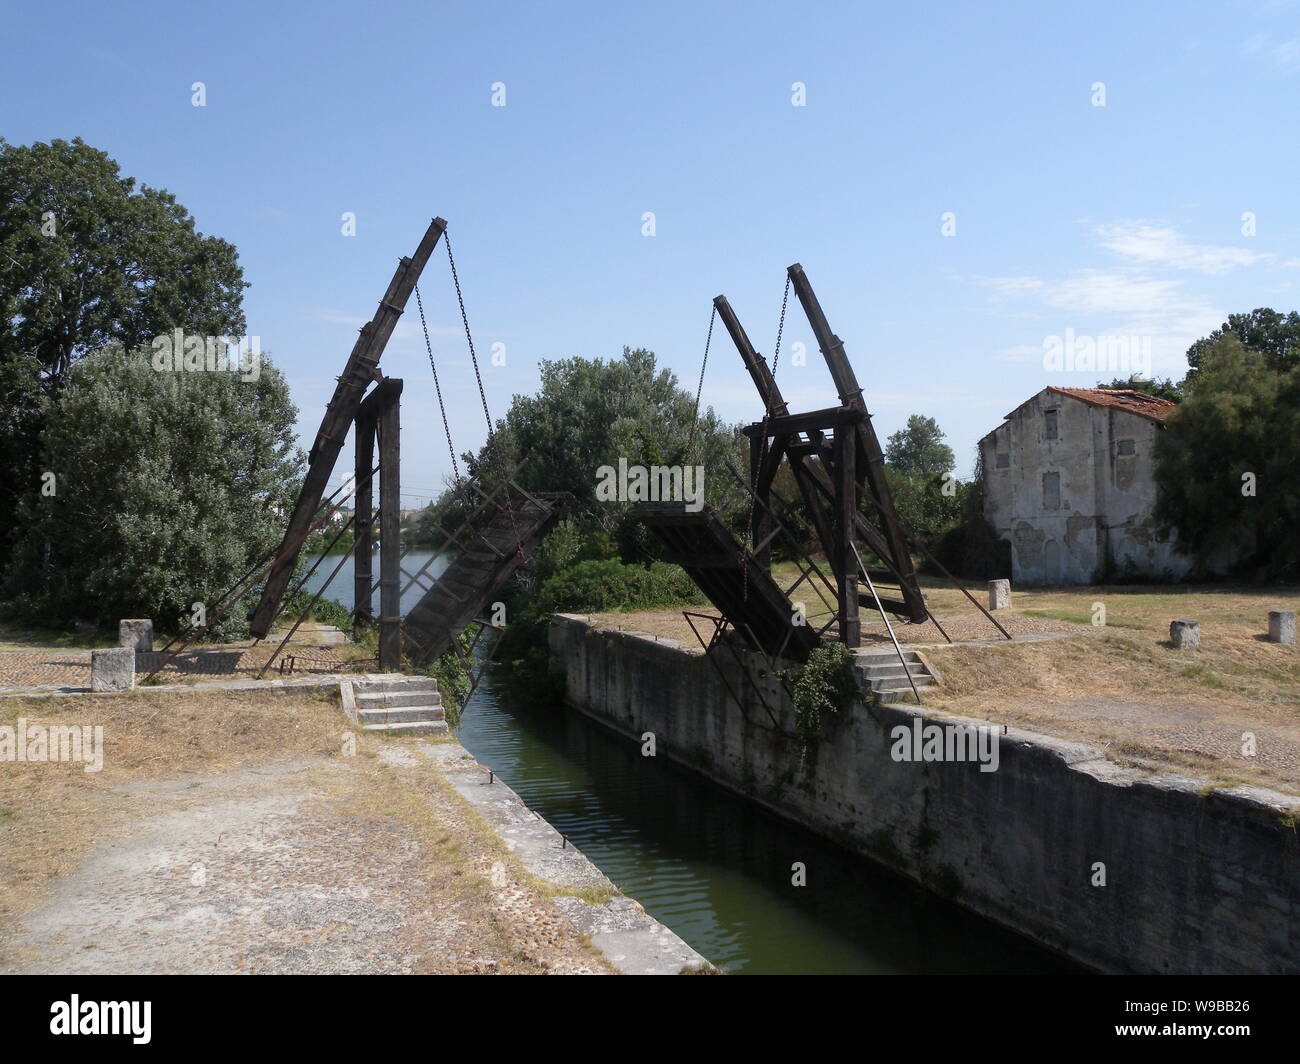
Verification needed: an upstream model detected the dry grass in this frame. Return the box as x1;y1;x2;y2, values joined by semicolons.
0;686;613;974
0;688;346;923
580;577;1300;793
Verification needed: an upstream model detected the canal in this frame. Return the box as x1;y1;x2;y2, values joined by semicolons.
308;551;1079;975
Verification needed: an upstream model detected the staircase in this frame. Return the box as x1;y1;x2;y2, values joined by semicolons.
854;648;939;701
342;676;447;734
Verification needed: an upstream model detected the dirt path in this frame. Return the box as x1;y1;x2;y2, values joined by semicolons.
0;690;613;974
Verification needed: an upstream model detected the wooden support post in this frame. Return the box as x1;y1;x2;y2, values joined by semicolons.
353;415;376;627
378;380;404;670
249;218;446;637
837;428;860;647
787;263;927;624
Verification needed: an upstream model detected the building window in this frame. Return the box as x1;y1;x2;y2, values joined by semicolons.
1117;439;1136;456
1042;471;1061;510
1044;409;1059;440
995;452;1010;469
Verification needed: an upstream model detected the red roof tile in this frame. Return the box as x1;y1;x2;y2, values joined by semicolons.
1045;387;1177;422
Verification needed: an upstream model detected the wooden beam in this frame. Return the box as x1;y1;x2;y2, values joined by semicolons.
714;295;788;416
837;428;860;647
353;415;376;627
742;405;863;438
787;262;928;624
378;380;404;669
249;218;447;637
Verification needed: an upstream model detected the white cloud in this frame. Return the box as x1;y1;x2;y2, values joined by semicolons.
1095;222;1264;275
970;221;1247;375
1242;31;1300;72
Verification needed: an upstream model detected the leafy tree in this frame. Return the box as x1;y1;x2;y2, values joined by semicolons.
1095;375;1182;402
418;347;745;561
0;137;248;563
883;467;967;538
1186;308;1300;375
1154;334;1299;578
884;414;954;476
5;346;303;635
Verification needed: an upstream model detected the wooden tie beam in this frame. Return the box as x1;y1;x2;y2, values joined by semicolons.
249;217;448;638
714;265;929;650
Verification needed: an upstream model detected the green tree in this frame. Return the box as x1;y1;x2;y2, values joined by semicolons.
1095;376;1182;402
1186;308;1300;376
1154;334;1299;578
884;414;954;476
6;346;303;635
420;347;745;561
0;137;248;564
883;467;967;538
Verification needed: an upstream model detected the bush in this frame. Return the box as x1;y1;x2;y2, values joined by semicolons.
787;642;857;772
527;558;699;618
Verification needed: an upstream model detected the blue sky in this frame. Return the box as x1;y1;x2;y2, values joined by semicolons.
4;0;1299;501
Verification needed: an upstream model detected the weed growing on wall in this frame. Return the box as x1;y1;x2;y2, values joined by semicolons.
787;641;857;773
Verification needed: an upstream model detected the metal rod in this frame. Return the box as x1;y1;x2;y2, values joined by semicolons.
852;543;923;705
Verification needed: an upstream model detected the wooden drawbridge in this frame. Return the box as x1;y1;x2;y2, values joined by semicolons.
402;483;568;666
636;502;821;664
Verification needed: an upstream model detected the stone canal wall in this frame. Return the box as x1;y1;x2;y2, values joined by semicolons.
549;614;1300;974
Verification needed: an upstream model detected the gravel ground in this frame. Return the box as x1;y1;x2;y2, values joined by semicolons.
1;746;612;974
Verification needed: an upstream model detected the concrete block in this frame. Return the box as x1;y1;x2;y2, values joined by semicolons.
1170;619;1200;650
988;579;1011;611
91;647;135;691
118;618;153;652
1268;611;1295;645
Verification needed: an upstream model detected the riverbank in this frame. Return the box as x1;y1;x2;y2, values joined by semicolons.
0;686;704;974
549;613;1300;974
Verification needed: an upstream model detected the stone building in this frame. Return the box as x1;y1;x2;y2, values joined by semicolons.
978;386;1191;585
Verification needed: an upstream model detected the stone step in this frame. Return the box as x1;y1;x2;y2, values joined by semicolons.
360;720;449;735
352;676;439;695
358;707;444;723
356;689;443;709
860;664;923;680
358;702;444;718
856;650;924;664
874;677;937;692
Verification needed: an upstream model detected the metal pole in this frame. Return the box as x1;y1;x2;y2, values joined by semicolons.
852;543;923;705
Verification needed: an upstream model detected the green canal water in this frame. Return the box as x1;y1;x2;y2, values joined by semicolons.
456;669;1081;975
303;554;1079;973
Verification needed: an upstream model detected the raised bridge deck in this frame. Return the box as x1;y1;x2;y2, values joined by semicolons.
403;486;568;665
635;502;821;663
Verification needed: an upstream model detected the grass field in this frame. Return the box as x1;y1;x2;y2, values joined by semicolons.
584;571;1300;794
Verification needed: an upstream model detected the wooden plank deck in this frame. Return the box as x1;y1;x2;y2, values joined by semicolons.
635;502;821;663
402;488;567;665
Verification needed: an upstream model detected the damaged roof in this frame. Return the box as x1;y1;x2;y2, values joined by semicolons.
981;386;1178;441
1043;387;1177;421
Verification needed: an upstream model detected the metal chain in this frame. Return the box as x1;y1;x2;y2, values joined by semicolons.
771;275;790;381
444;230;526;567
445;231;495;441
686;304;716;458
415;282;462;489
741;275;792;603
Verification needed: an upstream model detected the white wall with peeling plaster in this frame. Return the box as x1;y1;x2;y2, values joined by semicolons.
979;390;1194;585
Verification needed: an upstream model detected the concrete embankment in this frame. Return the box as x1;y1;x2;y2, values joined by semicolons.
549;614;1300;974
